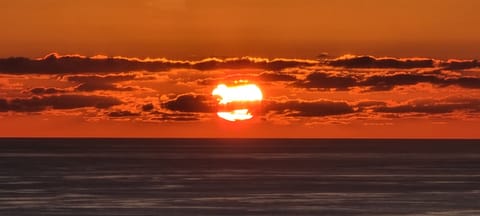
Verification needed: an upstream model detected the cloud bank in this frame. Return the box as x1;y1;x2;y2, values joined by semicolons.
0;95;122;112
0;53;317;74
0;54;477;74
0;53;479;124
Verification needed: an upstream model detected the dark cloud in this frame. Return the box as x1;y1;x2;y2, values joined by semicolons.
374;98;480;114
446;77;480;89
0;95;122;112
162;94;216;113
108;110;140;117
160;93;480;118
74;83;134;92
293;72;357;89
0;99;8;112
129;91;480;120
264;58;317;71
1;53;477;75
150;112;200;121
162;94;355;118
360;74;480;91
356;101;388;110
67;74;136;83
0;54;180;74
257;72;297;82
294;71;480;91
264;100;355;117
151;116;199;121
142;103;154;112
67;74;136;92
191;57;316;71
442;60;479;70
0;54;317;74
22;75;137;94
360;74;442;91
29;87;67;95
327;55;480;70
327;55;435;68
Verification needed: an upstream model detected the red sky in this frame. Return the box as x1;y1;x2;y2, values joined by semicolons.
1;0;479;137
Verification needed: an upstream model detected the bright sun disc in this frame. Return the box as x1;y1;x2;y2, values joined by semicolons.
212;82;263;121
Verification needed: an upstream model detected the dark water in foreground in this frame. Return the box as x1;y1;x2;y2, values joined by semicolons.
1;139;480;216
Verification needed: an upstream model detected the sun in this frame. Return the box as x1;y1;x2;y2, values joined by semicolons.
212;81;263;121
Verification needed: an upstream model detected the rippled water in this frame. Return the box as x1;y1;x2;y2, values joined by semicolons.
1;139;480;215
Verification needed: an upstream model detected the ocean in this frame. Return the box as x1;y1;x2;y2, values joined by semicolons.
0;138;479;215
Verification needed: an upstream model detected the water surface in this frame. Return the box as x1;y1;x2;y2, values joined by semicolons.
1;139;479;215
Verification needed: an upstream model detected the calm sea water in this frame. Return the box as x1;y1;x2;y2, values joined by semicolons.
1;139;480;216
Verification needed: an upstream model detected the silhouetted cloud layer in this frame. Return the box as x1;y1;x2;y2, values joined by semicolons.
150;112;200;122
0;53;317;74
67;74;136;92
159;94;480;119
29;87;67;95
264;100;355;117
0;95;122;112
442;60;479;70
108;110;140;117
293;72;357;90
257;72;297;81
1;53;477;74
161;94;216;113
294;72;480;91
327;55;435;68
1;53;479;124
160;94;354;117
373;98;480;114
141;103;154;112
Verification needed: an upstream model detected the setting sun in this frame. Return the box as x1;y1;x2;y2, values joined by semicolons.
212;82;263;121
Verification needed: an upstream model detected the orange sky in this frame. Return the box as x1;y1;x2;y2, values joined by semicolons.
2;0;480;59
1;0;479;137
